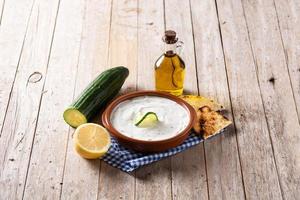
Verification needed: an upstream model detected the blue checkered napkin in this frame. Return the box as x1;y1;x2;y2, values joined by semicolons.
101;131;223;172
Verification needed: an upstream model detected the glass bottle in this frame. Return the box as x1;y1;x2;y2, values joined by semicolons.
154;30;185;96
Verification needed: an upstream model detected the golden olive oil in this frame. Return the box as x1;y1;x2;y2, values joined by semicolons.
155;30;185;96
155;53;185;96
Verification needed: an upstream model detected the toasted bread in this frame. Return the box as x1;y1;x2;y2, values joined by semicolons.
180;95;224;112
193;106;232;139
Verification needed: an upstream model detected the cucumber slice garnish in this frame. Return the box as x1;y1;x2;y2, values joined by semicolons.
134;112;159;128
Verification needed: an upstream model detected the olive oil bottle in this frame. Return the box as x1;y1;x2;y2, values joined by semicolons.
155;30;185;96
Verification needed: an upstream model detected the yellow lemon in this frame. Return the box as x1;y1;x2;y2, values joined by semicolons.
73;123;111;159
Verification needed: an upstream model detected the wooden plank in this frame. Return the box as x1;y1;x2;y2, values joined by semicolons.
215;0;283;199
98;0;138;199
274;1;300;197
60;0;112;199
135;1;172;200
274;0;300;120
190;0;245;199
108;0;138;93
0;0;5;24
22;0;85;199
0;0;33;136
0;0;60;199
241;0;300;199
164;0;209;199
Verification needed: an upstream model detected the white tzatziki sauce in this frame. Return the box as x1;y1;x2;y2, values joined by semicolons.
110;96;190;141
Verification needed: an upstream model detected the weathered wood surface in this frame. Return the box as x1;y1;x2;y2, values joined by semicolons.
135;1;172;200
216;0;282;199
274;0;300;120
1;0;300;199
98;0;137;200
241;0;300;199
61;0;111;199
0;0;60;199
23;0;83;198
190;0;245;199
0;0;34;137
164;1;209;200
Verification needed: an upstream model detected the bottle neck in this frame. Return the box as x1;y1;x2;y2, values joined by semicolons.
164;43;177;56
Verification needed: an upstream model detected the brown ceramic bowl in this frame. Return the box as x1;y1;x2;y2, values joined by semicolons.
101;91;196;153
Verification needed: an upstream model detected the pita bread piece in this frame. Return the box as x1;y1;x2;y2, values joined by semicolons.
180;95;224;112
193;106;232;139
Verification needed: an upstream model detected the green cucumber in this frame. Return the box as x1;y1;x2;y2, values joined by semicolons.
135;112;159;128
63;66;129;127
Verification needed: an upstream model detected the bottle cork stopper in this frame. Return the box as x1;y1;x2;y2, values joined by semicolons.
164;30;178;44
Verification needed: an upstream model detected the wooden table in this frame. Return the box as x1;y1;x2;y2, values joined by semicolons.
1;0;300;199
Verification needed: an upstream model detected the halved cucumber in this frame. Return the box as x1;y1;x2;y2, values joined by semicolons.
63;66;129;128
63;108;87;128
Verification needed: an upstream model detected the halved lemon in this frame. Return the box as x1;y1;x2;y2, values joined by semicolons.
73;123;111;159
135;112;159;128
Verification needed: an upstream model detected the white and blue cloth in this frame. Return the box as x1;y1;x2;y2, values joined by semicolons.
102;130;225;172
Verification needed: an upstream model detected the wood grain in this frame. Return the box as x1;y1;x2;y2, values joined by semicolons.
190;0;245;199
274;1;300;197
215;0;283;199
135;1;172;200
60;0;112;199
0;0;299;199
98;0;138;199
274;0;300;120
0;0;34;136
108;0;138;93
241;0;300;199
22;0;85;198
0;0;5;24
164;0;209;199
0;0;60;199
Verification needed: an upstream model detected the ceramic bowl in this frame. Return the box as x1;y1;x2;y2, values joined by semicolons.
101;91;196;153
